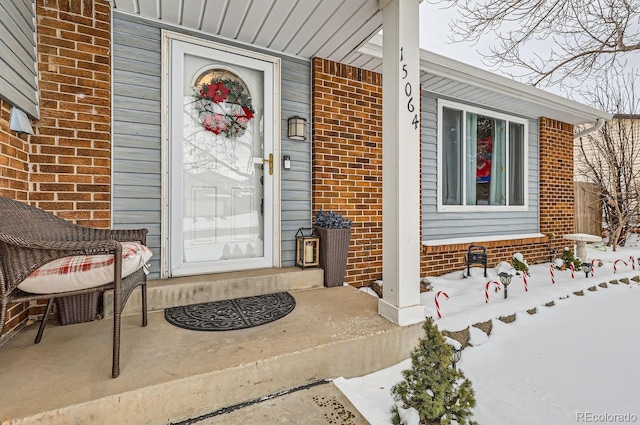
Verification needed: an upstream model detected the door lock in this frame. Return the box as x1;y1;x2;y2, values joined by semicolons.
262;153;273;175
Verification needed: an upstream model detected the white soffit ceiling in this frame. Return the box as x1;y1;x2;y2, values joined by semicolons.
109;0;383;63
108;0;610;125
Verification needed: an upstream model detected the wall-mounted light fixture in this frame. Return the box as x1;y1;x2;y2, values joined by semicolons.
287;116;307;141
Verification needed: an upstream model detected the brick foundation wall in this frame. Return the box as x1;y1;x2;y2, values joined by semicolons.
0;0;112;339
421;236;551;278
312;58;576;287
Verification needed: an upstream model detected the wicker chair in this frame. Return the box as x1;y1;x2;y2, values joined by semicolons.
0;197;148;378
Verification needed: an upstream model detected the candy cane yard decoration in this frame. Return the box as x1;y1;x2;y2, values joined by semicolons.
434;291;449;319
485;281;501;303
522;273;529;292
630;256;636;270
569;263;575;279
591;259;603;276
550;264;556;284
614;259;628;273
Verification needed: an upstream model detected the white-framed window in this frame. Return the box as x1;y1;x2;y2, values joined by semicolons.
437;99;528;212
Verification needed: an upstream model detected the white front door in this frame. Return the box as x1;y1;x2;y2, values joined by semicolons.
167;36;280;276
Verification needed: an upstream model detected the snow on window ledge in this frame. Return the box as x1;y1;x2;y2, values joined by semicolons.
422;233;545;247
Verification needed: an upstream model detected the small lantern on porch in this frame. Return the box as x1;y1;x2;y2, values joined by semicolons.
295;227;319;268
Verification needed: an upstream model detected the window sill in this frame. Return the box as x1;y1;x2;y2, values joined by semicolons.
437;205;529;213
422;233;545;247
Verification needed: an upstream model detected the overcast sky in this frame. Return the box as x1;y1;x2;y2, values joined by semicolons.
417;2;562;94
418;1;640;108
419;3;495;72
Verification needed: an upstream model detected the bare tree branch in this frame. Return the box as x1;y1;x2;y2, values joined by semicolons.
575;71;640;248
432;0;640;87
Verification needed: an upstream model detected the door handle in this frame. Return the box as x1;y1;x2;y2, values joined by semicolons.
262;153;273;175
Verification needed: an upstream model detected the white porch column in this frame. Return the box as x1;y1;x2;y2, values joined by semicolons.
378;0;425;326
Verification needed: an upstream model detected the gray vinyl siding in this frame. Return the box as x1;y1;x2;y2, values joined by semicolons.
112;17;162;278
421;92;540;241
112;14;311;278
0;0;38;118
280;58;312;265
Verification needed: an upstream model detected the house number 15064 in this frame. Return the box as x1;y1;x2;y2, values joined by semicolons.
400;47;419;130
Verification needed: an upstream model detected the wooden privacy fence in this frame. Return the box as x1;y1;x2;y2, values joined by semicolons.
574;182;602;236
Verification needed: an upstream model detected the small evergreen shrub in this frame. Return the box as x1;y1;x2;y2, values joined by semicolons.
560;247;581;269
511;253;530;276
391;318;478;425
314;208;352;229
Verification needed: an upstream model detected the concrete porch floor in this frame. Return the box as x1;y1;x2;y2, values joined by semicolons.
0;286;424;425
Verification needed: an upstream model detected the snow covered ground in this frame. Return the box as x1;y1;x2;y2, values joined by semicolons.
336;240;640;424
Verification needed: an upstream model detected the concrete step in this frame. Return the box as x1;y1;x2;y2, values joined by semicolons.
0;286;423;425
104;266;324;317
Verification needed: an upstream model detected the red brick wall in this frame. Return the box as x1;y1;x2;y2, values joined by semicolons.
311;58;383;286
312;58;576;286
0;101;30;201
539;118;576;254
0;0;112;338
0;100;31;337
32;0;112;227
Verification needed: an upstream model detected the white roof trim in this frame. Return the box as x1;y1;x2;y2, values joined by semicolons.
421;50;611;122
364;34;612;123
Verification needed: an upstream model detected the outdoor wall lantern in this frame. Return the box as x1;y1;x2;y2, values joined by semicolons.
288;116;307;141
450;346;462;369
581;262;593;278
498;272;513;299
295;227;319;269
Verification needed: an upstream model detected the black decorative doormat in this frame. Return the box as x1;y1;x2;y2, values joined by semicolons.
164;292;296;331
